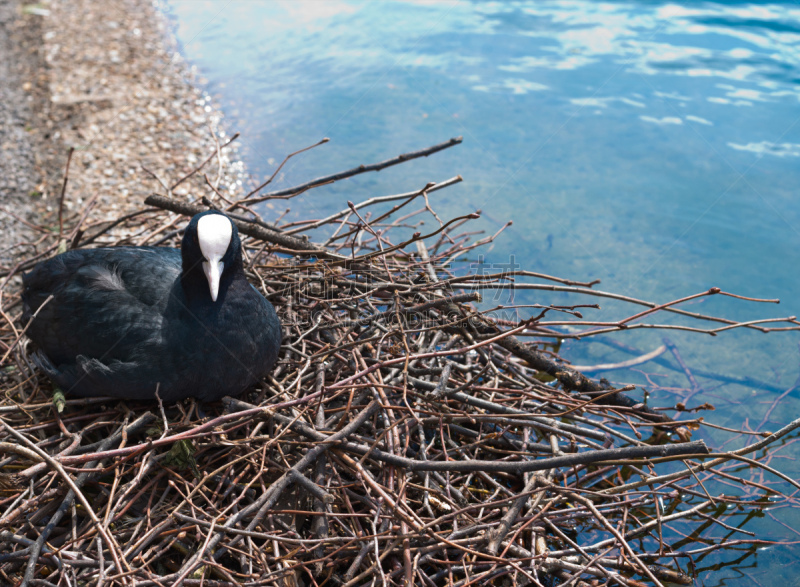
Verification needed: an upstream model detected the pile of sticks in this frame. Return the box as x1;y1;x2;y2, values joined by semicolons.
1;136;800;587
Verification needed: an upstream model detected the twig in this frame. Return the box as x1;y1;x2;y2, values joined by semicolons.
243;137;330;199
570;344;667;373
57;147;75;240
247;136;462;200
171;132;240;192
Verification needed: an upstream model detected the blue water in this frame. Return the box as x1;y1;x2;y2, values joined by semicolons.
165;1;800;583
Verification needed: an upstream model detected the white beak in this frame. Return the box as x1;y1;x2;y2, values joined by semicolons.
196;214;233;303
203;259;224;302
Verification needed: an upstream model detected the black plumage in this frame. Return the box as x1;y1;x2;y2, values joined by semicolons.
21;210;281;402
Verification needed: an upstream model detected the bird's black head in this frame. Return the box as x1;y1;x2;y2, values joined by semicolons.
181;210;243;302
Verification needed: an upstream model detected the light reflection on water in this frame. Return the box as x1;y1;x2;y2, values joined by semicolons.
165;1;800;582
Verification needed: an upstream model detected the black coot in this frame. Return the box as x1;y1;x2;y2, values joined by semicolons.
21;210;281;402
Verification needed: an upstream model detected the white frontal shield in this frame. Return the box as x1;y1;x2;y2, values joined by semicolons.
197;215;233;302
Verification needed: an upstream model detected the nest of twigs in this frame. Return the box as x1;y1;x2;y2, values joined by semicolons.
2;136;800;587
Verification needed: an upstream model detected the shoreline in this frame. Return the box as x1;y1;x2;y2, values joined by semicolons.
0;0;43;267
1;0;245;257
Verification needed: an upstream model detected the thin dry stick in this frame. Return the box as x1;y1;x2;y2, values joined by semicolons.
0;295;53;366
171;132;241;192
242;137;330;199
57;147;75;240
287;177;462;235
247;136;463;200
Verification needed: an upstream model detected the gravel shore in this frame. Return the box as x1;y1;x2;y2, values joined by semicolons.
0;0;41;266
1;0;244;256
